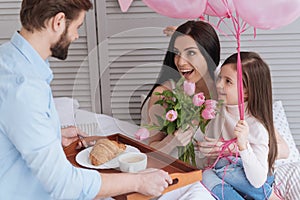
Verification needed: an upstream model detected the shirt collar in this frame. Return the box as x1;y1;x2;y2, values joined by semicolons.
225;102;249;119
10;32;53;83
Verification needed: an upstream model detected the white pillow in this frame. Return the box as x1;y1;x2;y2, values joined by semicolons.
53;97;80;127
273;101;300;167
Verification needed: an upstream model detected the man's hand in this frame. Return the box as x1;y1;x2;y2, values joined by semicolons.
61;126;88;147
137;168;172;196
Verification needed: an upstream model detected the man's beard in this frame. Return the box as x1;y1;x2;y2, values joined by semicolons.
50;27;71;60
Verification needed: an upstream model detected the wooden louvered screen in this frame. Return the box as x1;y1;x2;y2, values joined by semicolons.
97;0;183;125
0;0;100;112
108;30;170;124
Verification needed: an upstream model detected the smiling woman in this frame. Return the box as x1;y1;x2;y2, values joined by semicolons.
139;20;221;199
141;20;220;154
173;36;208;85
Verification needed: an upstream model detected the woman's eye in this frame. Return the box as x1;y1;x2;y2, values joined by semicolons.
187;50;196;56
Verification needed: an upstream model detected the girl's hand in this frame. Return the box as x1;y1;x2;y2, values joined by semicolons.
196;136;238;158
197;136;223;158
234;120;249;151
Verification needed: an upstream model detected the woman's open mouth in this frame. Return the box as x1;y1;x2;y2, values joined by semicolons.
180;69;194;79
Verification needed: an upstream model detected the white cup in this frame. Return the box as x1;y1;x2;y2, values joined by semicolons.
118;152;147;173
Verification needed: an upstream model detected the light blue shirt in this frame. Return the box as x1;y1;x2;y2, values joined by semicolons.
0;32;101;200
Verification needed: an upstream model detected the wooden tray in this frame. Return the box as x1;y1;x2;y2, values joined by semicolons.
63;133;201;199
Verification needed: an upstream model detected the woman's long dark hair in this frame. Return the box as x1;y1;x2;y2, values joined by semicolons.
222;52;278;172
141;20;221;109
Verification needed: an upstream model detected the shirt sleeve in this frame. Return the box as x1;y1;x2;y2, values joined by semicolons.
3;77;101;199
239;123;269;188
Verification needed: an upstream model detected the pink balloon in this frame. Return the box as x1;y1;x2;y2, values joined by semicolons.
142;0;208;19
205;0;235;17
233;0;300;30
118;0;133;12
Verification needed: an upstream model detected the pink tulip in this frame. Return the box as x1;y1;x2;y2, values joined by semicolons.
166;110;178;122
183;81;195;96
202;107;216;120
134;128;150;140
193;92;205;106
205;99;217;109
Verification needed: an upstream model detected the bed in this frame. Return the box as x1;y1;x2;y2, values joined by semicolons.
54;97;300;200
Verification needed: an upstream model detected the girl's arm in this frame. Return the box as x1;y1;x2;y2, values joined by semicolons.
235;120;269;188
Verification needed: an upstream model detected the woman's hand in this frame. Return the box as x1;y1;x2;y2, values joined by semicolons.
61;126;88;147
173;127;194;147
234;120;249;151
148;127;194;155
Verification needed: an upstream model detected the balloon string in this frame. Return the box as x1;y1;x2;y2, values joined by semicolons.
205;0;236;37
204;137;238;199
236;13;244;120
237;49;244;120
231;11;245;120
206;137;239;169
207;2;246;120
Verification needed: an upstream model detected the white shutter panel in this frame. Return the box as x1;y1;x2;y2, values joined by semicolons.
50;21;98;112
0;0;21;20
108;30;170;124
0;1;22;39
97;0;183;125
0;1;100;113
210;17;300;148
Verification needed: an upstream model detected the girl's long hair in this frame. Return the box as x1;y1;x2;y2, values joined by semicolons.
222;51;278;172
142;20;220;109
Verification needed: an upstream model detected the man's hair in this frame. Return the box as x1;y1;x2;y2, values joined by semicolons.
20;0;93;32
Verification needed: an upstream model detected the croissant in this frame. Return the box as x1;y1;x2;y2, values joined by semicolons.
89;138;126;166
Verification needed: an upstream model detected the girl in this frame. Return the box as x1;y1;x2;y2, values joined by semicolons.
201;52;278;199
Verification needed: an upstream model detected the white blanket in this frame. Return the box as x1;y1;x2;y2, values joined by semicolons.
74;109;214;200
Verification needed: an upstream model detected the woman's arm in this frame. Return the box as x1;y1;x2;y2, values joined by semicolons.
147;83;194;155
275;128;290;159
149;128;195;154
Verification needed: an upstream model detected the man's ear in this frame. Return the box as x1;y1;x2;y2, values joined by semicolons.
51;12;66;33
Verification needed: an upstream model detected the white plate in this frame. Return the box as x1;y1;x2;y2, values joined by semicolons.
75;145;140;169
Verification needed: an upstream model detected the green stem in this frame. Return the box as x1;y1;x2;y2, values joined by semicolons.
177;141;196;167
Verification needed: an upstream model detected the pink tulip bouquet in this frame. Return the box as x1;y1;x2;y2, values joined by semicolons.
148;77;220;166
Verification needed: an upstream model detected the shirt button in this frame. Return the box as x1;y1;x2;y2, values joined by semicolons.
16;76;25;85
